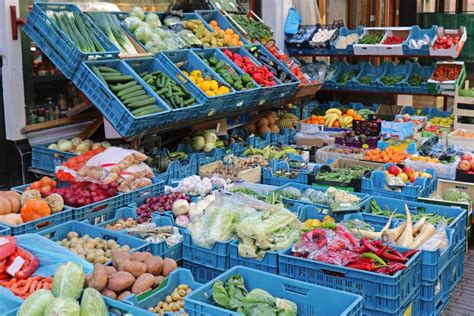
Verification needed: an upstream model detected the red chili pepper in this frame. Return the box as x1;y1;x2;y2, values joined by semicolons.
376;245;389;256
347;257;374;271
401;249;418;259
379;251;407;263
360;238;380;253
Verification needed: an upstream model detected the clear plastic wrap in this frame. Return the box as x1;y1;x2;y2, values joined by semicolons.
292;226;360;266
419;223;449;251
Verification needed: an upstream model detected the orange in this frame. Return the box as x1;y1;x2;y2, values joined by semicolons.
346;109;356;117
354;115;363;121
333;121;340;128
210;20;218;27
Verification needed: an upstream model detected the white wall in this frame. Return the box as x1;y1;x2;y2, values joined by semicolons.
0;0;27;141
261;0;293;49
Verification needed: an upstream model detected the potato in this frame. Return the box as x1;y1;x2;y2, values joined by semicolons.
132;273;155;294
102;289;117;300
144;256;164;276
111;249;130;269
104;266;117;277
162;258;178;277
129;252;152;262
122;260;147;278
154;275;165;287
107;271;135;293
89;264;108;291
117;291;132;301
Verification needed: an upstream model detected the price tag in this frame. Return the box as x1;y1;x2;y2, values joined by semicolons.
340;203;352;207
7;256;25;276
0;238;10;246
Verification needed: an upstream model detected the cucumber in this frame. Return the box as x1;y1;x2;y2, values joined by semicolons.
91;66;106;84
136;108;162;116
98;66;120;73
118;84;143;97
120;89;148;100
182;97;196;106
111;81;138;92
131;105;161;116
105;75;134;83
127;97;156;108
123;94;151;104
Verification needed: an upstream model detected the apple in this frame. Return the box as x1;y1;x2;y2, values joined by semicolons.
459;160;471;172
398;173;408;182
387;165;401;176
462;153;472;161
409;174;417;183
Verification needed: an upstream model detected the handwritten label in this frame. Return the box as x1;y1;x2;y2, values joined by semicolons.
7;256;25;276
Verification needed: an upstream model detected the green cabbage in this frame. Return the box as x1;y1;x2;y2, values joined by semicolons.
129;7;145;21
442;188;470;203
124;17;144;32
17;289;54;316
190;136;205;151
212;275;248;312
134;25;153;44
145;12;161;28
242;289;297;316
236;206;302;259
80;288;108;316
52;262;85;299
44;297;80;316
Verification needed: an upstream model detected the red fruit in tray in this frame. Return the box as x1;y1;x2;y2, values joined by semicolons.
459;160;471;172
462;153;472;161
470;160;474;172
387;165;401;176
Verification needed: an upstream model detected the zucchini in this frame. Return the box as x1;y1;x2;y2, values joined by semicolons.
118;84;143;97
98;66;119;73
183;97;196;106
127;97;157;108
120;89;148;100
105;75;134;83
111;81;137;92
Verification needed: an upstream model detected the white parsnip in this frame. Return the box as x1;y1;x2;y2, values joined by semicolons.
410;223;436;249
396;205;413;247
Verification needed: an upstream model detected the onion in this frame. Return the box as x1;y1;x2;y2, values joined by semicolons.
57;140;73;152
48;143;58;150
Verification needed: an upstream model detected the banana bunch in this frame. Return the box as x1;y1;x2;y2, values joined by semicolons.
324;108;353;128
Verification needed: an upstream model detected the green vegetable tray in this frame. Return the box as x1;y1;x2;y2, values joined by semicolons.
125;57;204;122
375;62;411;93
72;59;171;137
402;63;436;94
26;3;120;79
185;266;363;316
353;62;384;91
326;61;362;91
309;164;374;192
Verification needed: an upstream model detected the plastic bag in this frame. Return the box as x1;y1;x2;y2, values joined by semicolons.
292;226;360;266
0;286;22;314
0;234;92;308
284;7;301;35
419;223;449;252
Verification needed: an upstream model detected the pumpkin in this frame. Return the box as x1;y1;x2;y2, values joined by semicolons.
20;199;51;223
0;197;10;215
0;214;23;226
0;191;20;213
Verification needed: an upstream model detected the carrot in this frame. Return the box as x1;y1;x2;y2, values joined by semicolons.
26;280;38;295
19;278;34;295
35;280;43;291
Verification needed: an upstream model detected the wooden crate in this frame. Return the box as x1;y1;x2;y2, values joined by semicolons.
453;85;474;130
199;160;261;183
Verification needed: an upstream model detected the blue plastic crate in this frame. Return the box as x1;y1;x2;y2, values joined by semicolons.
274;182;370;215
403;63;436;94
176;143;226;167
445;239;466;293
246;45;300;100
38;220;150;259
353;62;384;91
221;46;280;104
122;179;165;206
228;240;280;274
185;266;363;316
97;206;184;262
157;50;237;117
124;268;200;308
0;286;23;316
196;48;261;108
328;61;362;91
363;287;420;316
420;292;449;316
26;3;119;78
183;261;224;284
420;264;450;316
262;161;312;186
0;224;10;236
22;22;77;78
124;58;205;122
427;107;452;119
279;246;421;313
361;169;436;201
196;10;249;45
183;231;231;270
330;27;364;55
363;196;467;252
73;59;171;137
31;143;77;174
402;25;437;56
376;62;411;93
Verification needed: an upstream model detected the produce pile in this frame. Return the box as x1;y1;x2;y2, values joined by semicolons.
47;138;111;154
279;186;361;209
431;64;461;81
242;145;298;161
432;33;460;50
335;33;360;49
357;32;384;44
201;53;255;91
212;274;297;315
148;282;191;315
182;69;231;97
229;15;272;42
92;65;164;117
87;250;177;301
223;49;277;87
310;27;337;45
188;129;224;153
136;192;192;224
184;19;242;48
363;147;410;164
316;165;375;184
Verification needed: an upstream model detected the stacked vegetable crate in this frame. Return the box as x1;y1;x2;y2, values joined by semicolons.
24;3;119;79
31;143;78;174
